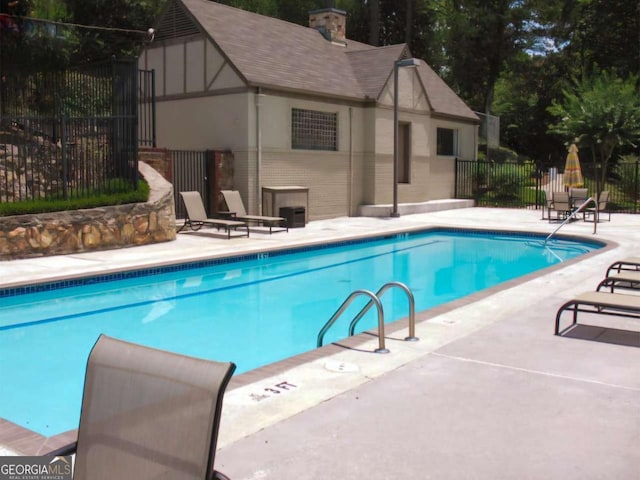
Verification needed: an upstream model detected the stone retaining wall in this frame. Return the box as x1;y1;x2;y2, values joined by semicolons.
0;161;176;260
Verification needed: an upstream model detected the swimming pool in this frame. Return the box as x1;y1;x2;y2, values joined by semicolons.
0;229;601;436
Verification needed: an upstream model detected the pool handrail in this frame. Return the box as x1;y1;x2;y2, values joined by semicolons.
348;281;418;342
545;196;598;243
316;289;389;353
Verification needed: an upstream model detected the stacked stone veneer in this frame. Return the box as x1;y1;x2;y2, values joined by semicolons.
0;161;176;260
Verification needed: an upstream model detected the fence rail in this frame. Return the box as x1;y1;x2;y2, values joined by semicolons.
455;159;640;214
0;60;142;203
138;69;156;147
171;150;210;219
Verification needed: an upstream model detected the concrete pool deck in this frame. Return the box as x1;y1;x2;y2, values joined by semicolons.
1;207;639;478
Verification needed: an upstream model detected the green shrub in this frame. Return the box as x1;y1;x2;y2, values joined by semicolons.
0;180;150;216
488;163;536;199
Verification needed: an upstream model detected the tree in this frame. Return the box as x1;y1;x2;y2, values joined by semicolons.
569;0;640;80
492;52;567;167
548;72;640;195
443;0;537;114
67;0;162;63
368;0;379;45
0;0;76;71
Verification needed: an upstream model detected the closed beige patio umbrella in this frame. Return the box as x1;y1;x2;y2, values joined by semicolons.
563;143;584;188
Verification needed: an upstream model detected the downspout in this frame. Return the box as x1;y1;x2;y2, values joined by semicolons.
348;107;353;216
256;87;263;214
474;123;478;161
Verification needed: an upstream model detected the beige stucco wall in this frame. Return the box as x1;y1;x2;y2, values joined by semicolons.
141;36;252;151
154;93;250;150
243;92;368;219
139;36;245;98
368;68;480;203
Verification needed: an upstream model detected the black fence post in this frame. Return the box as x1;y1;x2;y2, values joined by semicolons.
635;160;639;214
151;70;157;148
454;158;459;198
61;114;68;200
474;160;480;204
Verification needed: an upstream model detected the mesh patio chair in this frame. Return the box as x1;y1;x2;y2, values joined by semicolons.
548;191;572;223
49;335;236;480
583;191;610;222
569;187;588;208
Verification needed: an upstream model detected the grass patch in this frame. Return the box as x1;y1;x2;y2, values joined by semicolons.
0;180;150;216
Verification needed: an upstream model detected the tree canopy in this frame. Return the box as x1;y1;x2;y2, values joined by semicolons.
548;72;640;194
2;0;639;169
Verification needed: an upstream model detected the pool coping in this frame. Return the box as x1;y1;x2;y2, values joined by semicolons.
0;225;615;455
0;226;606;295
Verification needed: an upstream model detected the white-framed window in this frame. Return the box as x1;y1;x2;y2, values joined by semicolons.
437;127;458;156
292;108;337;151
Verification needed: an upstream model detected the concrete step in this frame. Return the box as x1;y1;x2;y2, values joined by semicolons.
358;199;474;217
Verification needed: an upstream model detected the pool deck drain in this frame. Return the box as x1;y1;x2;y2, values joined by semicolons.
1;207;639;479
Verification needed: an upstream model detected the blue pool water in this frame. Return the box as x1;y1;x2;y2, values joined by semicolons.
0;229;601;436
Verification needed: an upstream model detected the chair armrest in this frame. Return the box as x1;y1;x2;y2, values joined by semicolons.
213;470;231;480
46;441;77;457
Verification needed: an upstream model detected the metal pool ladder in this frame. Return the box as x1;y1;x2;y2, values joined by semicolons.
316;281;418;354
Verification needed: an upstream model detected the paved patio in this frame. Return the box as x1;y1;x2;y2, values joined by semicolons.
2;207;639;479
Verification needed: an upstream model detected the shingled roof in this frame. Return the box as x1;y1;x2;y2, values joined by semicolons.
172;0;478;122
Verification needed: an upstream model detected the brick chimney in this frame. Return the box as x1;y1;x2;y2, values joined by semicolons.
309;8;347;46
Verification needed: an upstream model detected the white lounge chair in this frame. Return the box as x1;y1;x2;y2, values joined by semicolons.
597;271;640;293
555;291;640;335
606;257;640;276
597;259;640;292
221;190;288;233
179;191;249;238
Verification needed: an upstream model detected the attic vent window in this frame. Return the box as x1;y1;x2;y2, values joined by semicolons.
292;108;337;151
154;0;201;41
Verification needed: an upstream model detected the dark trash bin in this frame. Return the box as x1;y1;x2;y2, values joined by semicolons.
279;206;305;228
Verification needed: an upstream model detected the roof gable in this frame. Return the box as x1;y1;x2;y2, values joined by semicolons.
154;0;202;41
418;64;479;122
156;0;478;121
179;0;367;100
346;44;409;100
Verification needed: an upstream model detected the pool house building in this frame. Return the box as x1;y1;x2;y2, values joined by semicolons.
139;0;480;221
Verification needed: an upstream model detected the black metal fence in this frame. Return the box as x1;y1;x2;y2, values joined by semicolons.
455;159;640;214
0;60;141;202
138;69;156;148
171;150;211;219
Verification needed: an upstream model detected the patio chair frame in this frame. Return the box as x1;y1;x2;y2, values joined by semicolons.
554;291;640;335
